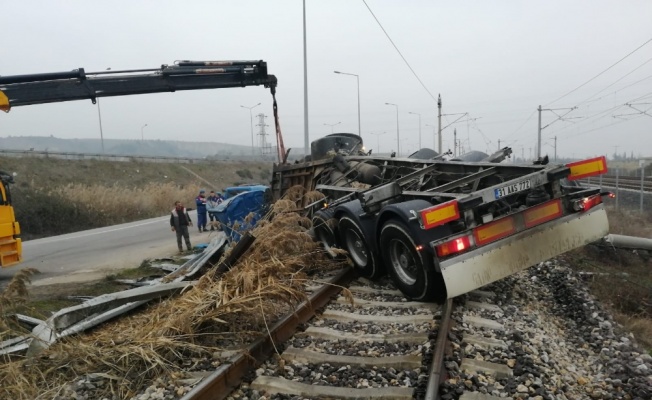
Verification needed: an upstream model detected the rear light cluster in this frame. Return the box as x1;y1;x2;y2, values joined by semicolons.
571;194;603;212
436;236;471;257
433;195;599;259
429;156;610;259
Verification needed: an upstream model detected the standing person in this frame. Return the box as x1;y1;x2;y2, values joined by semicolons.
195;189;208;232
206;190;222;231
170;201;193;253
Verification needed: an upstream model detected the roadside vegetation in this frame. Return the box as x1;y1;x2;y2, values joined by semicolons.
1;156;272;240
564;205;652;351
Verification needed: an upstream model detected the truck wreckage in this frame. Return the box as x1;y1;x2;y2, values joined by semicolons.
0;59;612;358
271;133;610;302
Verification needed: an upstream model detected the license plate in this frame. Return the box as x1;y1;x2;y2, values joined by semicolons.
494;179;531;199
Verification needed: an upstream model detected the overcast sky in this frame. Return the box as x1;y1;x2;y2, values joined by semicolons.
2;0;651;159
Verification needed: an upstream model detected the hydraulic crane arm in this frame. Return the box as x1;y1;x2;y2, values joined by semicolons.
0;60;277;111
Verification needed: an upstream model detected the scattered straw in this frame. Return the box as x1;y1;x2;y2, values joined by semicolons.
0;189;347;399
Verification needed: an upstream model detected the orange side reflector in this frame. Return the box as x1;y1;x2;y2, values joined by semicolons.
473;217;515;246
566;156;608;181
419;200;460;230
0;91;10;113
523;199;563;228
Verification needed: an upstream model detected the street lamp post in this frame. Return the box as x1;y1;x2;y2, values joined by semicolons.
369;132;386;154
241;103;261;155
334;71;361;137
385;103;399;155
324;122;341;134
141;124;147;141
408;111;422;149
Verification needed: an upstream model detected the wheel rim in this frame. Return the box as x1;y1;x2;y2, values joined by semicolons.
389;238;417;285
344;227;368;267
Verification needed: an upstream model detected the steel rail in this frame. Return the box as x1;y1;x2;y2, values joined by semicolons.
424;298;453;400
596;178;652;192
181;267;355;400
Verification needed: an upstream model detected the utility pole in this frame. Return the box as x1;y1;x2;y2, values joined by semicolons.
408;112;422;149
453;128;457;156
537;105;577;159
385;103;400;155
437;94;442;153
521;147;525;162
554;136;557;161
537;105;542;158
498;139;501;151
302;0;309;157
241;103;261;155
613;145;619;160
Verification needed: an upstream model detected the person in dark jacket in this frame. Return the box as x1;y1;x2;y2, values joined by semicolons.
206;190;222;231
195;189;208;232
170;200;193;252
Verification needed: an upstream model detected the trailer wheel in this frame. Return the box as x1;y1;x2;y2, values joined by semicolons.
380;220;438;302
339;216;382;278
312;213;338;257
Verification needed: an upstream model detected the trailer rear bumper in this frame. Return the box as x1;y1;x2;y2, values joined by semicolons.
438;205;609;298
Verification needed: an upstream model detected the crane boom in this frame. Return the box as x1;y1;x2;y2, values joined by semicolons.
0;60;277;110
0;59;283;268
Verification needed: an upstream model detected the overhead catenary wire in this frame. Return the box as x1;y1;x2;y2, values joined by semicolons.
575;56;652;108
545;37;652;107
552;91;652;140
362;0;437;103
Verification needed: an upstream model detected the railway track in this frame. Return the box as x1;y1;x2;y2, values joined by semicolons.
585;175;652;192
164;261;652;400
177;270;455;400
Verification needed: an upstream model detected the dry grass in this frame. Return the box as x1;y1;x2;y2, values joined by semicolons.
564;205;652;353
0;269;39;340
7;156;272;239
605;205;652;237
0;187;346;399
613;313;652;350
51;181;202;221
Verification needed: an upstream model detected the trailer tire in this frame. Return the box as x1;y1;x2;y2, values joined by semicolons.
380;220;439;302
312;213;339;258
339;216;382;278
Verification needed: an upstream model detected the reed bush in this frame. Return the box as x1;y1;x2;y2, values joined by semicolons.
13;182;200;240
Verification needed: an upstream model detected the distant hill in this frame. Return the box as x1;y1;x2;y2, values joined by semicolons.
0;136;283;160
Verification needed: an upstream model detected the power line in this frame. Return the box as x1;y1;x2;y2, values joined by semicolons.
553;91;652;138
575;56;652;107
502;110;537;141
362;0;437;102
545;37;652;107
581;73;652;106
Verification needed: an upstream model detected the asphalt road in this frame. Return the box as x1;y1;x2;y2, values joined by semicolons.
0;210;214;286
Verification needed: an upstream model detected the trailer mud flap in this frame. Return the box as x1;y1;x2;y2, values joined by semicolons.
438;206;609;298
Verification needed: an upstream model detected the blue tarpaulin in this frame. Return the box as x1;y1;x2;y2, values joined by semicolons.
214;187;270;242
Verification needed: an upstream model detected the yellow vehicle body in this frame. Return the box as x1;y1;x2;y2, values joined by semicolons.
0;178;21;267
